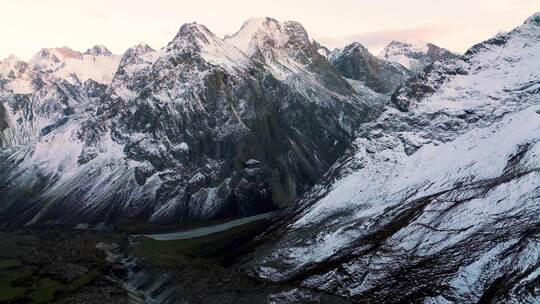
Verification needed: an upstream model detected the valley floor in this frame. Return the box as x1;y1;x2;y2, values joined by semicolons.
0;217;352;304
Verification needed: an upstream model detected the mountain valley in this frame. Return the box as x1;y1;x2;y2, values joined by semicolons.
0;12;539;304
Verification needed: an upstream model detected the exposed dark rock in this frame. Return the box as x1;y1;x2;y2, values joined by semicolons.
329;42;413;94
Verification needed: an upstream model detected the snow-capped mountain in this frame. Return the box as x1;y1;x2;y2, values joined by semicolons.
84;44;114;56
28;45;120;84
0;55;28;79
0;55;33;94
329;42;413;94
379;40;459;74
0;11;539;303
0;44;118;149
0;44;119;96
225;17;357;98
0;19;374;227
28;46;83;71
247;13;540;303
0;74;107;149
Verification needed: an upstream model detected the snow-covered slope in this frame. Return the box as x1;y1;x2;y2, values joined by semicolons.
28;47;83;71
226;17;357;98
227;18;406;110
169;23;251;71
379;40;459;74
28;45;120;84
247;13;540;303
0;55;33;93
0;44;119;149
0;55;28;79
53;52;120;84
0;76;107;149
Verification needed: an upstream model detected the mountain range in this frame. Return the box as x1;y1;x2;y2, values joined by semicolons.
1;12;539;303
0;17;453;227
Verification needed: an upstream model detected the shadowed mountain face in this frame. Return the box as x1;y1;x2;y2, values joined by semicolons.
245;13;540;303
0;20;375;228
329;42;413;94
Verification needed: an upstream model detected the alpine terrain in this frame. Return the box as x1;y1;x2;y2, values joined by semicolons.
247;13;540;304
0;10;538;304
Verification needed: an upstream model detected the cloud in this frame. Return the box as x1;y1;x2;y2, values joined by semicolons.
315;24;458;53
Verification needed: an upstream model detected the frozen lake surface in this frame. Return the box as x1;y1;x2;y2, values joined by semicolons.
144;212;277;241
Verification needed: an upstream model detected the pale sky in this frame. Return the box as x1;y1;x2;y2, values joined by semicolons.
1;0;538;60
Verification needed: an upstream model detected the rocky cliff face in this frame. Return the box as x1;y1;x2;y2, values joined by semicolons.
0;19;375;227
246;13;540;303
329;42;412;94
312;40;331;58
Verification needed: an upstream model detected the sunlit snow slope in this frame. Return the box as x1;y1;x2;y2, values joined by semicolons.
248;13;540;304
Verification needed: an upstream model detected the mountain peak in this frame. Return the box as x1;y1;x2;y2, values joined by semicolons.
175;22;214;40
167;22;221;51
119;42;158;67
328;42;370;63
46;47;82;59
379;40;458;73
225;16;312;60
525;12;540;25
163;22;250;70
0;54;28;77
125;42;155;57
28;47;82;70
381;40;430;56
237;17;280;31
344;42;369;52
134;42;154;50
30;46;81;61
226;17;285;54
84;44;113;56
233;17;281;35
329;41;412;94
25;46;119;84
